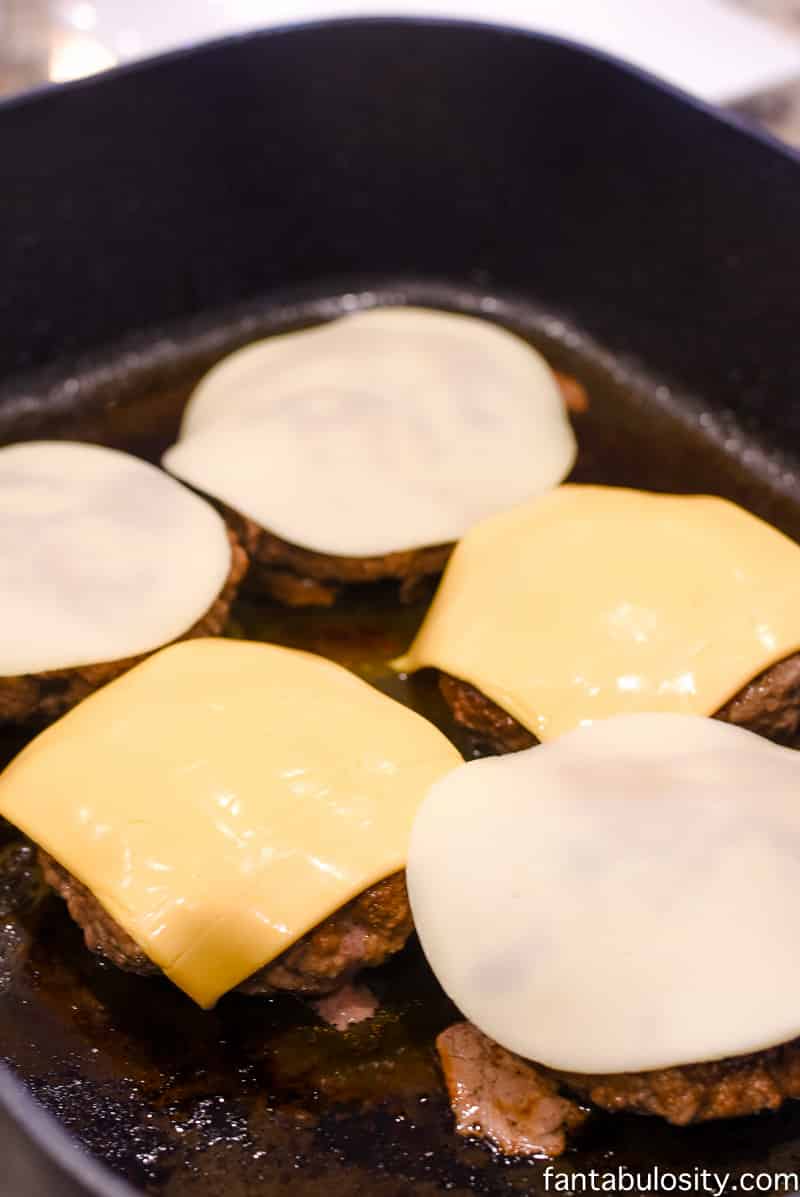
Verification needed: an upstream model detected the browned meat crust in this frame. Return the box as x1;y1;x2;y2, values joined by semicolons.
311;982;379;1029
225;507;450;608
438;675;537;752
553;370;589;415
240;870;412;996
438;1023;800;1156
437;1023;586;1157
39;852;411;998
714;652;800;743
552;1037;800;1126
0;530;248;727
439;651;800;753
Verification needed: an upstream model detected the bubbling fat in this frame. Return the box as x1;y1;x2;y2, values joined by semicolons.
396;485;800;738
162;307;576;558
0;441;232;675
0;639;462;1007
408;713;800;1074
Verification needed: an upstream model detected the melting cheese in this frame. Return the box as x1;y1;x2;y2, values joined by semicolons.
0;639;461;1007
163;307;576;557
408;713;800;1074
397;485;800;739
0;441;232;675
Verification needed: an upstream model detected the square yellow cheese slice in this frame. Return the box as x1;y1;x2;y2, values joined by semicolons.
0;639;460;1007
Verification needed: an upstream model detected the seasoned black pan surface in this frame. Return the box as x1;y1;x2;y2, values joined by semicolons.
3;281;800;1195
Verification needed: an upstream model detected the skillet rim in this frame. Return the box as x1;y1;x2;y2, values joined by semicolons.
0;14;798;169
1;14;800;1194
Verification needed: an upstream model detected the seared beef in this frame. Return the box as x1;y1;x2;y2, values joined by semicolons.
553;1039;800;1126
440;651;800;754
438;1022;800;1154
312;982;379;1029
226;507;449;608
0;530;248;727
241;870;412;996
553;370;589;415
437;1023;586;1157
39;853;411;998
40;854;153;972
714;652;800;743
438;675;537;753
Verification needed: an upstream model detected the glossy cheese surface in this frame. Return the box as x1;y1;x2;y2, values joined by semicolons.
0;639;461;1007
409;714;800;1073
0;441;231;675
397;485;800;739
163;306;576;557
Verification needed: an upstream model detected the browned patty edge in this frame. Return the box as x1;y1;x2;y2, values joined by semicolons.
39;852;412;999
225;507;450;608
439;650;800;753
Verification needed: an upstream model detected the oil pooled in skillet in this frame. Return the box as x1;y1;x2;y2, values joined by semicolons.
2;281;800;1196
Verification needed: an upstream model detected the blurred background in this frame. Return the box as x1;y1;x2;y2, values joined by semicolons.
1;0;800;143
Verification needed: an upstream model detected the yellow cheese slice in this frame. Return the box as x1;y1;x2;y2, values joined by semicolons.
0;441;231;675
408;714;800;1073
163;307;576;557
397;485;800;740
0;639;461;1007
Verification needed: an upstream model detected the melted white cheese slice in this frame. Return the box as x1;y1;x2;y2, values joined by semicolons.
0;441;231;675
408;714;800;1074
163;307;576;558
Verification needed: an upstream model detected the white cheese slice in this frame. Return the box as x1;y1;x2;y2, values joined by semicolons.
0;441;232;675
408;713;800;1074
163;307;576;558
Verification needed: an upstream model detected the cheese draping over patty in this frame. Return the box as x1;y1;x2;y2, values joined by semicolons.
409;713;800;1073
0;639;461;1007
0;441;231;675
163;307;576;557
397;485;800;739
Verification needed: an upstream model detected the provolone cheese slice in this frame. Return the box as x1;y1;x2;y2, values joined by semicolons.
163;307;576;557
0;441;231;675
409;713;800;1074
397;485;800;739
0;639;461;1007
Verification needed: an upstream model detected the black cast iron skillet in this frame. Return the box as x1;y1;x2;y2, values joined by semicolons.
2;18;800;1197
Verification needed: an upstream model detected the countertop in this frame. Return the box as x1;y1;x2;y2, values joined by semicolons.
728;0;800;142
1;0;799;144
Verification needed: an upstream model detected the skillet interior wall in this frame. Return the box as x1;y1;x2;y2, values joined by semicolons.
1;18;800;457
2;18;800;1197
